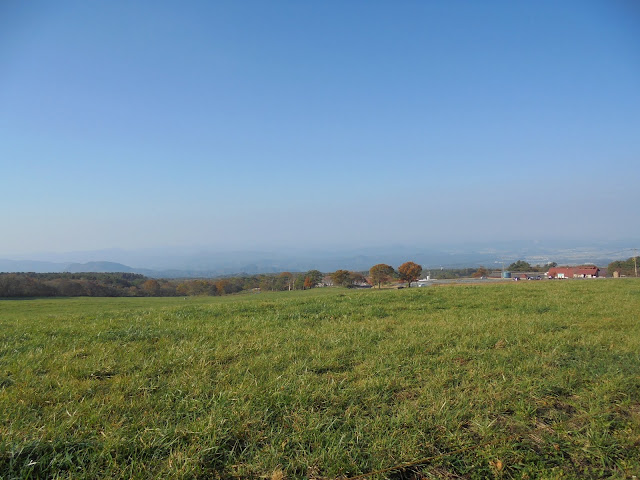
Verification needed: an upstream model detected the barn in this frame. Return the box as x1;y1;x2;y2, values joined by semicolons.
547;266;601;279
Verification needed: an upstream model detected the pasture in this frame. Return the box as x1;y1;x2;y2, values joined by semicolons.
1;280;639;479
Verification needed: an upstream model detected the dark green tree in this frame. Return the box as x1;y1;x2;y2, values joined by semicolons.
608;257;639;277
294;275;306;290
508;260;532;272
305;270;323;287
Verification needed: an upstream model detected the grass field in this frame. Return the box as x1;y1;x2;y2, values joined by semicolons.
1;280;639;479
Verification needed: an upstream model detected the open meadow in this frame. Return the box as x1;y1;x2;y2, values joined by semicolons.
1;280;639;479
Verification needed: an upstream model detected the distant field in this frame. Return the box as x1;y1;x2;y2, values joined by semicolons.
1;281;639;479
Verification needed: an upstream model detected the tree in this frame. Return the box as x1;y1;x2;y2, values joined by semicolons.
471;267;488;278
608;257;639;277
331;270;367;288
216;279;233;295
278;272;294;291
294;275;306;290
259;276;273;291
508;260;532;272
369;264;395;288
303;276;314;289
331;269;352;287
305;270;323;287
398;261;422;287
176;282;189;296
142;279;160;296
348;272;367;286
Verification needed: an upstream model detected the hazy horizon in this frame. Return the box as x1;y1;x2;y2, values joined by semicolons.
1;239;636;275
2;1;639;255
0;238;640;258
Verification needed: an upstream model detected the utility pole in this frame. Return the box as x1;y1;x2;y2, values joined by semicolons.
635;248;638;278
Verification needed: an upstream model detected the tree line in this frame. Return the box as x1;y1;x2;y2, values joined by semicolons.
7;256;630;299
0;270;325;298
0;262;431;297
13;257;587;297
328;261;423;289
608;256;639;277
506;260;557;272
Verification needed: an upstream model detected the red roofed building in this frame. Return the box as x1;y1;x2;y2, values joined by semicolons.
573;266;600;278
547;266;601;279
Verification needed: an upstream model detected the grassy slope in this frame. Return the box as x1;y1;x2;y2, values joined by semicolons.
1;281;639;479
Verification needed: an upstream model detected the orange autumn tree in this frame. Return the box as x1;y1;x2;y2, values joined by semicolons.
331;269;352;287
398;261;422;287
369;263;395;289
471;267;489;278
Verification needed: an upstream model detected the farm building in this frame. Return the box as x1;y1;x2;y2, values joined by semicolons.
547;266;601;279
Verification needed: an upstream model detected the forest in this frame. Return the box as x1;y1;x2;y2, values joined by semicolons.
0;270;324;298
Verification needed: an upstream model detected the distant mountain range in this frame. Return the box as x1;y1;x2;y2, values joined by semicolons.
65;261;137;273
0;260;141;274
0;242;636;278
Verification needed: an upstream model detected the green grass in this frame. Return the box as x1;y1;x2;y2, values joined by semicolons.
1;280;639;479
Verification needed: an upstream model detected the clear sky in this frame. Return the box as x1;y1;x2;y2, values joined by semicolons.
1;1;639;256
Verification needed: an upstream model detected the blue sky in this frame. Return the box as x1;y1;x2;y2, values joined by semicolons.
1;1;639;255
